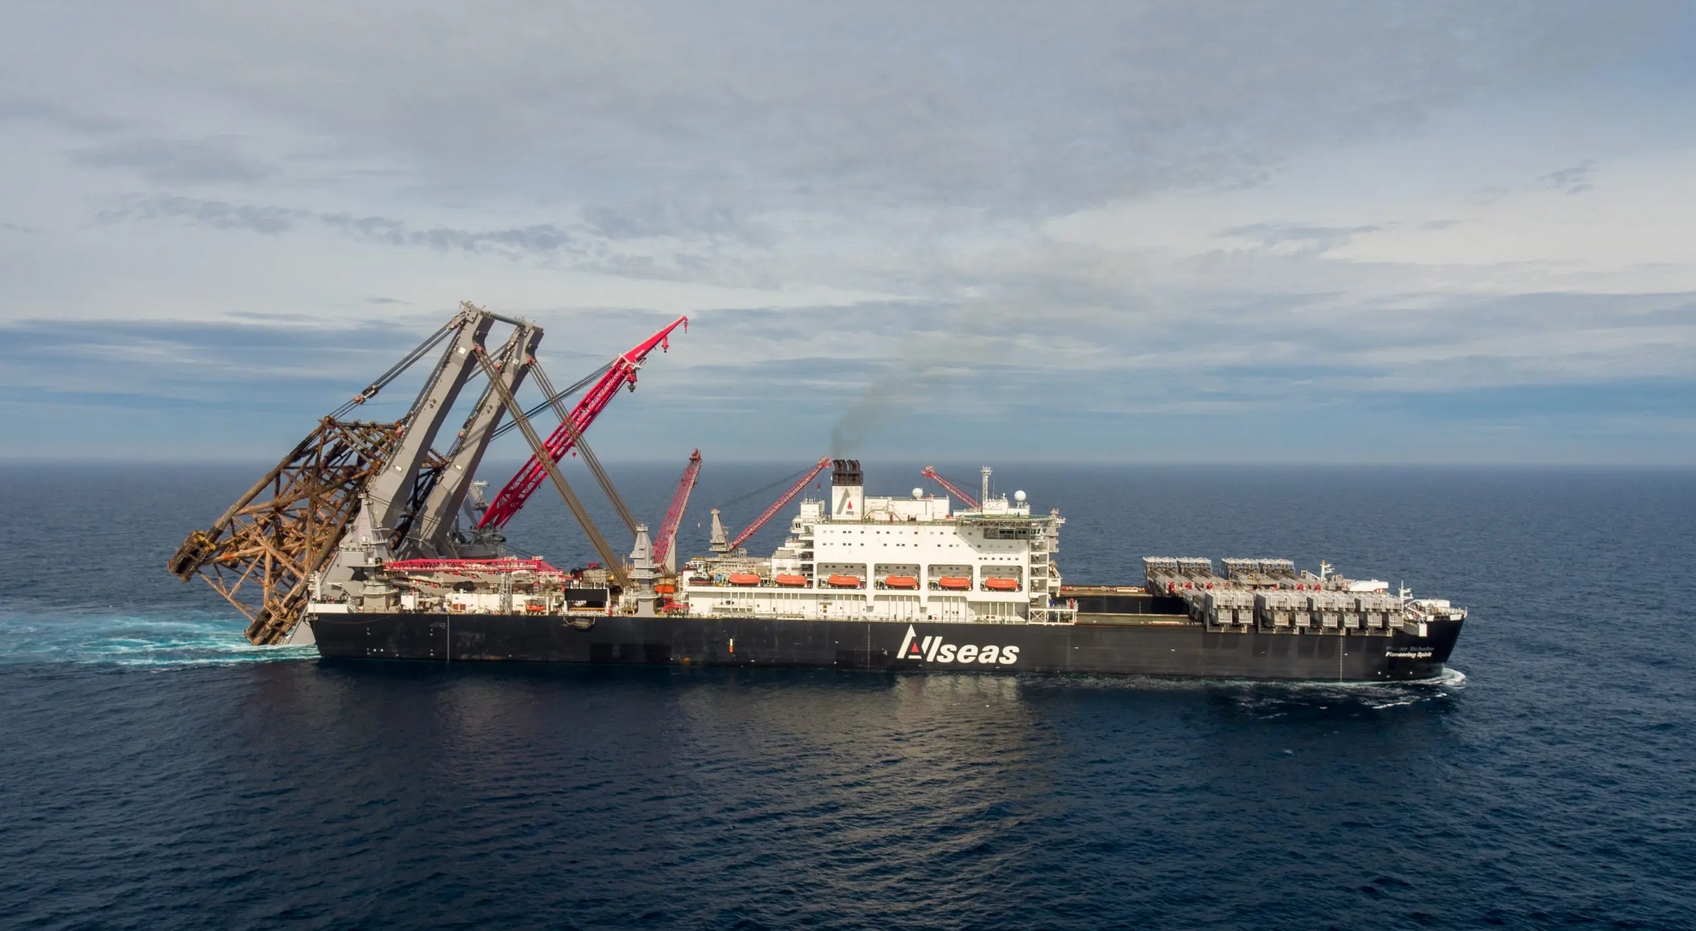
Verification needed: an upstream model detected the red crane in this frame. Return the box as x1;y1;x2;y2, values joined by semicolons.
728;457;831;550
478;316;688;529
652;449;702;572
920;466;979;508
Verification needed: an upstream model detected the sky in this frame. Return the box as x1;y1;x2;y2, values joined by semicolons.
2;1;1695;464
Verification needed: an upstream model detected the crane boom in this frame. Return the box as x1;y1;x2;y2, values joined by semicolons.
478;316;687;529
729;457;831;550
530;362;638;537
169;303;529;645
920;466;979;508
653;450;703;573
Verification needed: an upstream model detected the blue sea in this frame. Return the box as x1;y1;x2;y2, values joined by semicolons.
2;463;1693;930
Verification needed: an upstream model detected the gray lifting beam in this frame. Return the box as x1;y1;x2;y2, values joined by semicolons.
363;306;495;539
405;320;544;555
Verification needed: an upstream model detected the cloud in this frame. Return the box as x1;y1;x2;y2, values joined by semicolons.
0;317;431;408
22;2;1684;218
0;93;124;134
4;2;1695;461
98;195;300;234
68;137;274;185
581;200;766;244
1217;223;1383;256
317;211;582;255
99;195;587;256
1539;160;1597;195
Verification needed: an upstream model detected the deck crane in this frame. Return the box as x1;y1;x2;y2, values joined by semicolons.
169;304;545;644
529;363;638;537
723;457;832;552
652;450;703;574
920;465;980;509
169;303;686;645
477;316;688;529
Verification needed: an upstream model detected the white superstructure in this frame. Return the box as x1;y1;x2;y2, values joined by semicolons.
678;460;1071;624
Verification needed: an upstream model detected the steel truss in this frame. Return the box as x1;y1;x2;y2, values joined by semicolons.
168;418;411;645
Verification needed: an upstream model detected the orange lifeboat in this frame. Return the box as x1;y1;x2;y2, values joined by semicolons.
774;574;809;587
827;574;864;589
727;573;762;586
882;575;919;590
654;583;676;595
936;576;971;591
983;577;1021;592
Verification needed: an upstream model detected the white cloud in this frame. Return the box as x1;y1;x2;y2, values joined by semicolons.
1;0;1694;461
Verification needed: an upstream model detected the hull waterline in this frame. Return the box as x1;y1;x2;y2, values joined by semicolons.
309;612;1463;682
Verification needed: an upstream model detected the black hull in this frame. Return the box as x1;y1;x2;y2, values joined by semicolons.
308;612;1463;682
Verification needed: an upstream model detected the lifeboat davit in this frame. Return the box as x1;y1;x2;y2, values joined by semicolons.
983;577;1020;592
774;574;809;587
936;576;971;591
882;575;919;589
727;573;762;586
827;574;864;589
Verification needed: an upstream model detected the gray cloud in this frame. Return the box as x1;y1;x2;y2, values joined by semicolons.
0;316;435;417
0;93;124;134
1218;223;1383;256
21;2;1683;220
99;195;586;256
68;137;274;185
99;195;300;234
1539;160;1597;195
581;200;765;244
4;2;1695;462
316;211;581;255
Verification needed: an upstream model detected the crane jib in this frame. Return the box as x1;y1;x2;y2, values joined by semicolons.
652;449;703;569
729;457;833;550
477;316;687;530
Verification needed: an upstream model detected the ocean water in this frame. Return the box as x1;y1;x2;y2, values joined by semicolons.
2;463;1693;930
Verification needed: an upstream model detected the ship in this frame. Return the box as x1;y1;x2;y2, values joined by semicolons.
169;305;1467;681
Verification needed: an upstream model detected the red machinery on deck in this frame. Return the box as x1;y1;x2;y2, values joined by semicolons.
381;557;566;577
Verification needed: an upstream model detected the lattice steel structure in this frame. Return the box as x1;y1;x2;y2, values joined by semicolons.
168;418;402;645
167;303;686;645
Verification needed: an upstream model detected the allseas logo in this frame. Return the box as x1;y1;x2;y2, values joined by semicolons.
897;625;1020;666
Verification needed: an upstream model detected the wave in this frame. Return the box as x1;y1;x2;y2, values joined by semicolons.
0;606;315;668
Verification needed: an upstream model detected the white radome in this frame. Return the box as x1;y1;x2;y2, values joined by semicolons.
1014;490;1027;503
